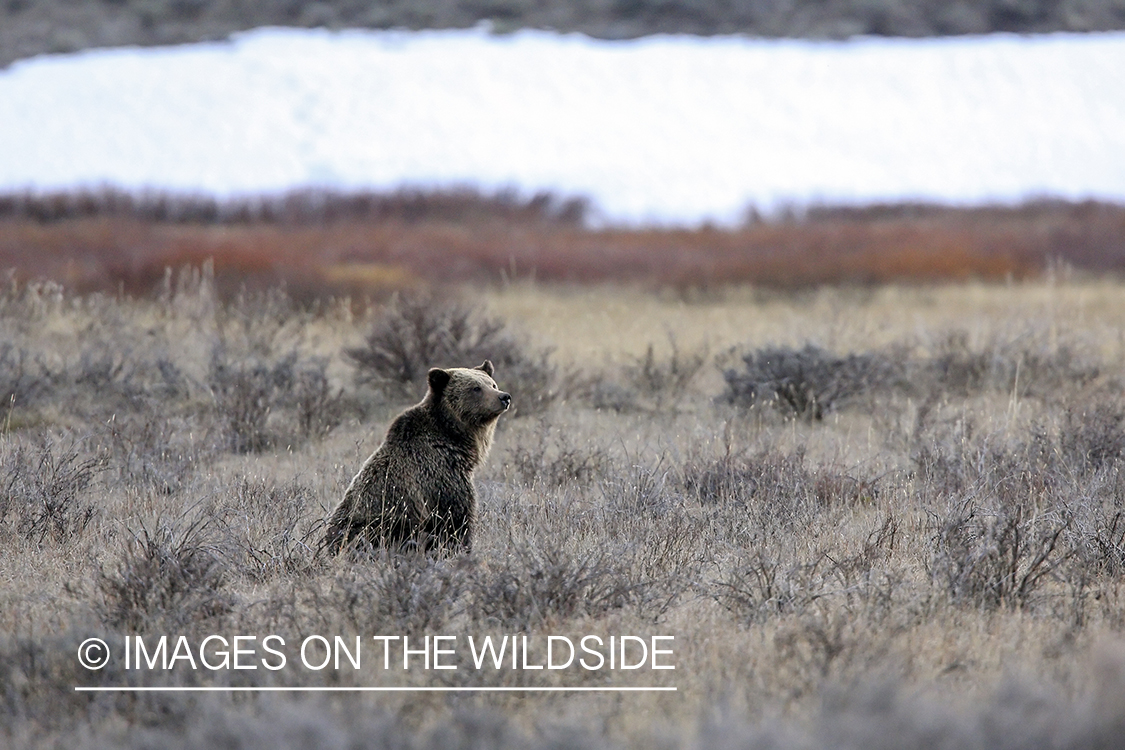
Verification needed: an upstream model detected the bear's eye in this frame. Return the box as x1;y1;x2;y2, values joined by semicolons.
473;385;482;392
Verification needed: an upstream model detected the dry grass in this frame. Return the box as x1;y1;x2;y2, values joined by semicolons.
5;271;1125;748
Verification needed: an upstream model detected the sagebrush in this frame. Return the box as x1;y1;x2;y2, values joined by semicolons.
4;277;1125;749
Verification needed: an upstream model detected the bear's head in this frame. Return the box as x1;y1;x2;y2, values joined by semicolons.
427;360;511;428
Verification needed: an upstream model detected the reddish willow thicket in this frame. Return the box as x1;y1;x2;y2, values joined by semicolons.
1;190;1122;296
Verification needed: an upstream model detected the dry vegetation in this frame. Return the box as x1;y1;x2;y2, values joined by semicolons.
3;190;1125;297
4;267;1125;748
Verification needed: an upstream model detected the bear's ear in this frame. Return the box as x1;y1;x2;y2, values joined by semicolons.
476;360;494;376
428;368;451;393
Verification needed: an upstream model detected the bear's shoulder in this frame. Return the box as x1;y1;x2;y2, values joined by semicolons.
384;398;466;449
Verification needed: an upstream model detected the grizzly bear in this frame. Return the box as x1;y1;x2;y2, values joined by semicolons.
323;361;510;555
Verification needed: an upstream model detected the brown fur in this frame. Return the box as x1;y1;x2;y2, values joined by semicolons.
322;360;510;555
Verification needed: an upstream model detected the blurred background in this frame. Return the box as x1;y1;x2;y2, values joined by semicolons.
1;1;1124;296
5;0;1125;66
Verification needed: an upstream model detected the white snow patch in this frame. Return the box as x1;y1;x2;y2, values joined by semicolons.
1;27;1123;225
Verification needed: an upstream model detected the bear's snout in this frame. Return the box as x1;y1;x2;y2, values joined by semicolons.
499;392;512;410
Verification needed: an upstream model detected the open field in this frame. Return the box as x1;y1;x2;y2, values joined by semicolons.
4;271;1125;748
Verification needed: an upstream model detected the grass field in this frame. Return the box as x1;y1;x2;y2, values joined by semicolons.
4;263;1125;748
